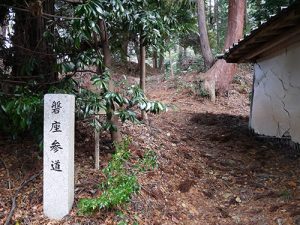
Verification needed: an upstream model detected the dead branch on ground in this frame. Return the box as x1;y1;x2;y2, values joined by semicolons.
4;171;42;225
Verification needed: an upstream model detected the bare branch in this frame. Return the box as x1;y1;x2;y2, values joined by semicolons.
63;0;85;3
75;69;98;74
0;4;82;20
5;171;42;225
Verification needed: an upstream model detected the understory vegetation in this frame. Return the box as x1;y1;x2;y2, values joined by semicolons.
78;138;157;215
0;73;166;144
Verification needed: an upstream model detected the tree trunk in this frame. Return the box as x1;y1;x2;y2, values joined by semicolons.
202;0;246;101
11;0;56;85
139;35;148;121
153;50;158;69
209;0;213;28
134;36;140;66
214;0;220;48
0;22;8;38
94;115;100;170
99;20;112;67
183;47;187;58
178;45;184;66
158;52;165;72
244;0;248;27
139;39;146;94
99;20;122;143
121;36;129;64
196;0;214;70
169;51;174;79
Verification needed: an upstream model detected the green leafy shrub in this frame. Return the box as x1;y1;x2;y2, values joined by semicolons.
0;79;77;141
0;71;166;143
78;138;140;214
78;71;167;132
198;85;210;98
0;87;43;140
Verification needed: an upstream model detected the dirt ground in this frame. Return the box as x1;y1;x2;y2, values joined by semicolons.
1;71;300;225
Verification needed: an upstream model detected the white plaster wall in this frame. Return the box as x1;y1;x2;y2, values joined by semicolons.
250;43;300;144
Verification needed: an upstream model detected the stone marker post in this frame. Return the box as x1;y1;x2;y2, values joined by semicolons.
43;94;75;219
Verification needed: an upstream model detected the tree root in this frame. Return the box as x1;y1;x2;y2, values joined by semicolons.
5;171;42;225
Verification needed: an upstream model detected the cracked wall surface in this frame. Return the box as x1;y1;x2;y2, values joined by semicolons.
250;43;300;144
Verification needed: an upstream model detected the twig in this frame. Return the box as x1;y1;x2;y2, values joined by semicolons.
43;12;83;20
5;171;42;225
11;43;58;56
75;69;98;74
0;157;11;189
0;79;63;86
0;79;27;84
0;4;82;20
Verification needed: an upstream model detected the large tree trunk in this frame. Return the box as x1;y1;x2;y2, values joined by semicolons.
98;20;122;143
11;0;56;85
196;0;214;70
139;35;148;121
202;0;246;101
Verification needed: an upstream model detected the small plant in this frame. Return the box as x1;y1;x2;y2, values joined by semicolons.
197;81;210;98
280;189;293;201
198;87;210;98
232;74;244;85
237;83;248;94
78;138;139;214
136;149;158;172
248;91;253;101
174;79;195;94
115;211;139;225
78;138;158;216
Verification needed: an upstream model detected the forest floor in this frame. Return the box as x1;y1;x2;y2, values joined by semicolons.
1;68;300;225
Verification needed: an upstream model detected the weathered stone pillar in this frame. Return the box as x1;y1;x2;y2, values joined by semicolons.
43;94;75;219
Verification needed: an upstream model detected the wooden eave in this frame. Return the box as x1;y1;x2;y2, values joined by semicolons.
221;2;300;63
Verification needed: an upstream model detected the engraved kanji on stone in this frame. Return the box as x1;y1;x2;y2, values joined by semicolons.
44;94;75;219
50;121;62;133
51;101;62;114
50;160;62;172
50;140;63;153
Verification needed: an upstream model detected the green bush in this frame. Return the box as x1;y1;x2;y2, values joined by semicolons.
0;79;76;142
136;149;158;172
78;138;140;214
0;73;166;144
0;87;43;141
